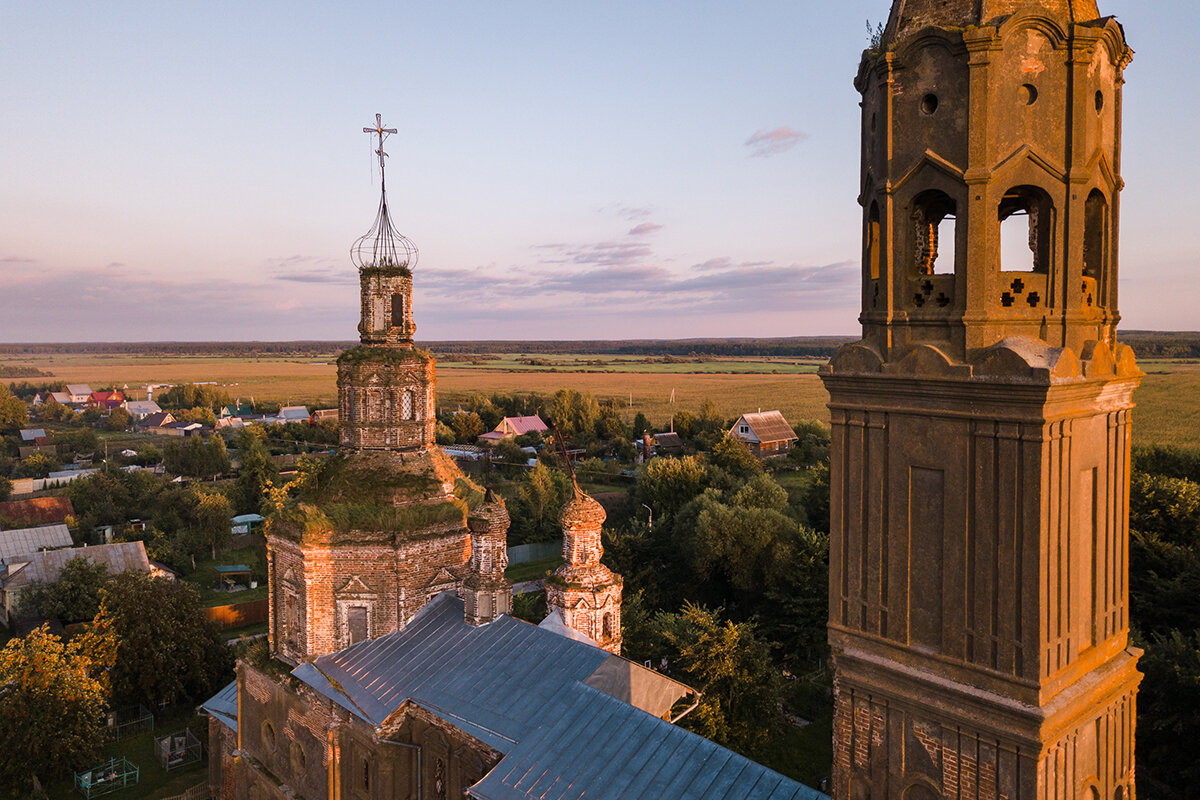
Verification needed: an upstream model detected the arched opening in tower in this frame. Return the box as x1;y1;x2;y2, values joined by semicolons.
999;186;1054;274
1084;189;1108;281
911;190;957;276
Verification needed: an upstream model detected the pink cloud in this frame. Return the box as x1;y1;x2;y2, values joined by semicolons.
627;222;663;236
744;126;808;157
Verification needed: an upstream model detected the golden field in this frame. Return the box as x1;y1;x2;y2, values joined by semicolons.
6;353;1199;449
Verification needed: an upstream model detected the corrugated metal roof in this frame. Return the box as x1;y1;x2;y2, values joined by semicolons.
200;680;238;732
1;541;150;589
469;683;826;800
732;411;798;445
499;416;548;436
0;524;72;560
289;593;826;800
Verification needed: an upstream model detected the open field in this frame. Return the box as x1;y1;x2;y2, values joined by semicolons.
5;353;1199;449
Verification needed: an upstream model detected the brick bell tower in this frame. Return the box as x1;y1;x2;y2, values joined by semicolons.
339;115;434;453
820;2;1140;798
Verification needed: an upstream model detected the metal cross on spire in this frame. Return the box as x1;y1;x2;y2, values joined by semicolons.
363;113;398;189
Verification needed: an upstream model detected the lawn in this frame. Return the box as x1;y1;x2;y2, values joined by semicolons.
42;707;208;800
181;546;265;607
505;556;562;584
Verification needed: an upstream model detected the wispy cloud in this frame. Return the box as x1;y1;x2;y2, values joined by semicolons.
744;126;808;158
1;256;37;264
266;255;356;285
627;222;663;236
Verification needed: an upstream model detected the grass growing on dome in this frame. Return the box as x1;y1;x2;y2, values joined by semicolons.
321;498;468;534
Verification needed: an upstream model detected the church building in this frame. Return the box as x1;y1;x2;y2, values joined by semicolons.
202;117;825;800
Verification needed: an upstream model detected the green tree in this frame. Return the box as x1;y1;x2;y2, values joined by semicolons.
450;411;485;443
632;412;652;438
548;389;600;437
710;434;762;479
196;492;234;559
495;439;529;465
82;572;233;707
1136;629;1200;788
17;450;59;479
650;603;783;759
1130;471;1200;546
634;455;709;520
435;420;456;445
0;475;11;501
233;427;278;514
20;555;109;624
0;625;107;793
105;407;132;431
508;462;572;544
0;383;28;432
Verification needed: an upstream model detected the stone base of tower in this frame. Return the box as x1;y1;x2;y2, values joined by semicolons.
820;336;1143;800
831;641;1140;800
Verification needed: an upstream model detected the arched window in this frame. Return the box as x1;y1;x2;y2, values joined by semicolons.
999;186;1054;273
390;292;406;329
602;612;614;640
902;782;940;800
401;389;414;421
911;191;957;276
1083;189;1108;280
867;201;882;281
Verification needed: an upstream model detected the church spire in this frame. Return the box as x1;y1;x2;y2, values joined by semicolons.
336;113;436;452
352;114;419;346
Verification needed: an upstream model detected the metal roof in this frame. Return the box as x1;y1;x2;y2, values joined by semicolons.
0;524;72;561
470;683;827;800
200;680;238;732
0;498;74;529
288;593;827;800
1;541;150;589
731;411;798;445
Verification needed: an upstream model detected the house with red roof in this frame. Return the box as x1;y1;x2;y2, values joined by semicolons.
477;414;549;445
88;390;126;411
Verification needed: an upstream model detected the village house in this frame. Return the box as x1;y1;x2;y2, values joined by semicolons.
477;414;548;445
273;405;311;424
88;390;126;411
0;540;152;628
123;399;162;420
728;410;799;456
136;410;176;431
64;384;93;405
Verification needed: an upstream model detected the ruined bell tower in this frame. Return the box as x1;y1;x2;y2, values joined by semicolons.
820;1;1141;797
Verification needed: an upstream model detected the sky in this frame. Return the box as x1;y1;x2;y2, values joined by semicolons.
1;1;1196;342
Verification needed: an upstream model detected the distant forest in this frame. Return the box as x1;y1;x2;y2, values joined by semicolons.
0;331;1197;359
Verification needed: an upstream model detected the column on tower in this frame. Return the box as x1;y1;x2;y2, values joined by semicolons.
461;491;513;626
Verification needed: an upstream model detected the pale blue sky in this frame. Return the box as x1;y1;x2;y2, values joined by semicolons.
0;1;1195;342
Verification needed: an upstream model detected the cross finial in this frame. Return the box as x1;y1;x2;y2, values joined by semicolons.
363;113;399;190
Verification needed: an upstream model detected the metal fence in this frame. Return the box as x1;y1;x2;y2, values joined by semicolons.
106;704;154;741
160;783;210;800
507;540;561;565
